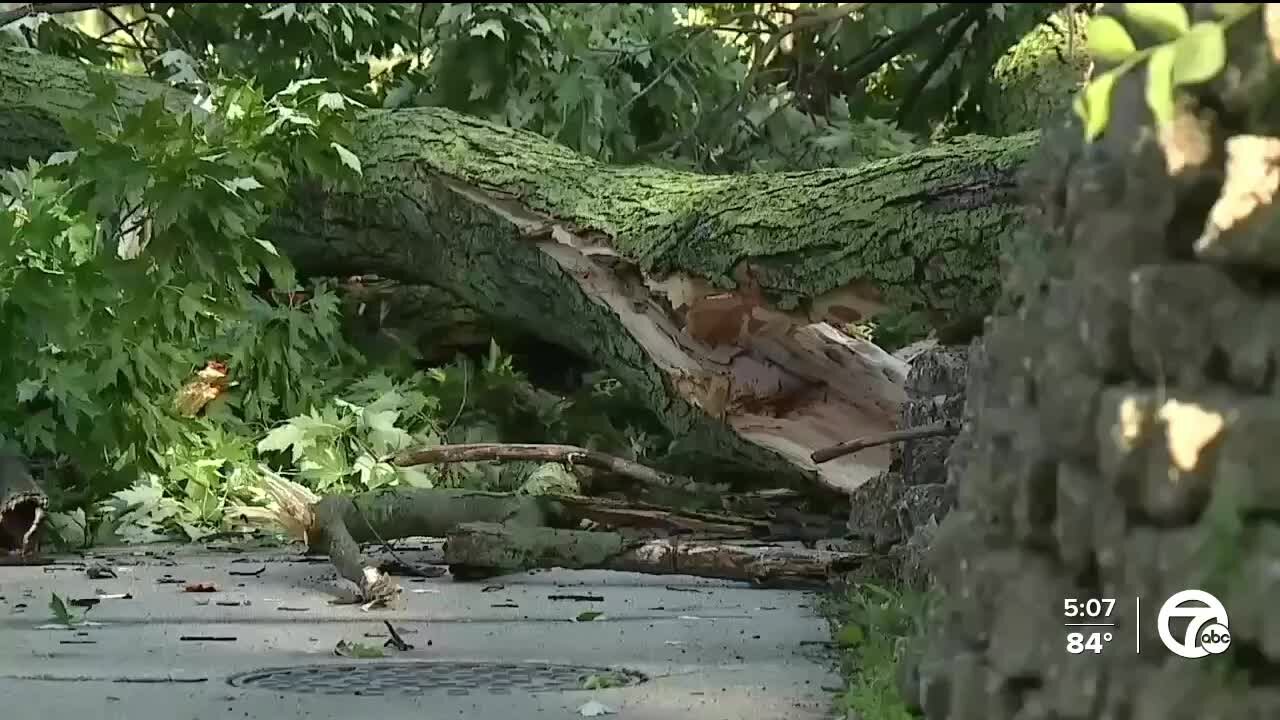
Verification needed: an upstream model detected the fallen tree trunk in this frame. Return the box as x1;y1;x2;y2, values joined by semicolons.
0;46;1036;494
444;522;866;589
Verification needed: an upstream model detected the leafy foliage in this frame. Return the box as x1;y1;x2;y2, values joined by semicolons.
5;3;1082;172
1073;3;1256;141
0;67;362;493
821;582;931;720
0;3;1092;543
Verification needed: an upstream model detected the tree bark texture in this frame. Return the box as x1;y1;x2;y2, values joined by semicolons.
0;46;1036;494
444;521;865;589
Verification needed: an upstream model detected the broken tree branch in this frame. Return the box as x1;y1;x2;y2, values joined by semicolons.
392;443;697;492
444;522;866;589
810;422;960;464
292;483;795;602
307;488;554;603
552;494;770;537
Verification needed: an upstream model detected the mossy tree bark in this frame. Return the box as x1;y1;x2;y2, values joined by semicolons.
0;45;1034;494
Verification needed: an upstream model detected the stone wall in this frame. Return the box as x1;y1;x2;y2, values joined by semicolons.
899;6;1280;717
844;343;972;587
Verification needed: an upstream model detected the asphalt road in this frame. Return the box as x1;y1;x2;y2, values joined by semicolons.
0;543;840;720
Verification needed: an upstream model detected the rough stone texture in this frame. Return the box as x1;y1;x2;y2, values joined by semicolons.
905;6;1280;718
846;345;969;584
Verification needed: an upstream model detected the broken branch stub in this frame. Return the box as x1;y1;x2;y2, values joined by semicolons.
810;422;961;463
0;452;48;560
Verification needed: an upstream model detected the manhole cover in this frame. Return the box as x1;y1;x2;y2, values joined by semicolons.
227;661;645;697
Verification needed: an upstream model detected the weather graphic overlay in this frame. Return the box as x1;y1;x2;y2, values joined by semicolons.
1157;589;1231;659
1063;597;1118;655
1060;589;1233;659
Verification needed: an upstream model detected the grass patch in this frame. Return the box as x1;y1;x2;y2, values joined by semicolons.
820;581;931;720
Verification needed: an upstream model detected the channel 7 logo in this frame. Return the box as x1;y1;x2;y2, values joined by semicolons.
1158;589;1231;659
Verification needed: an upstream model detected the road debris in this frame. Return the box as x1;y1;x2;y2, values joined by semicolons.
334;640;384;658
383;621;413;651
578;700;616;717
85;562;117;579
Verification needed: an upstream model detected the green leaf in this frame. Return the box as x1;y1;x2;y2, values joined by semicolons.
1145;44;1177;126
277;78;326;97
113;483;163;509
1171;22;1227;87
16;379;42;403
362;409;412;454
261;3;297;22
46;510;87;549
437;3;472;26
519;462;579;496
470;18;507;41
317;92;347;112
49;592;74;626
257;422;308;460
1080;71;1119;141
222;176;264;194
1086;16;1139;62
330;143;362;176
576;611;603;622
468;79;493;101
46;151;79;166
836;623;865;647
334;640;385;658
398;466;435;488
1124;3;1191;39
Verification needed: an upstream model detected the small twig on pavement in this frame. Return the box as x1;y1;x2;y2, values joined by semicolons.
383;621;414;651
